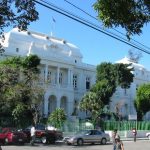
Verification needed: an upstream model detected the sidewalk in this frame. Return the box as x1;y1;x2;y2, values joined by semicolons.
120;137;149;141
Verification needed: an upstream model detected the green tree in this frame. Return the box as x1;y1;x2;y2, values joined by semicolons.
47;108;66;129
134;100;143;121
96;62;116;85
80;62;134;122
114;63;134;89
94;0;150;39
0;61;21;122
96;62;134;98
0;0;39;51
135;83;150;120
0;55;43;127
79;91;103;126
91;79;115;105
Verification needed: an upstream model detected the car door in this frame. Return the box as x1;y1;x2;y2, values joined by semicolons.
83;130;97;143
94;130;103;142
0;128;9;142
0;128;5;141
82;130;92;143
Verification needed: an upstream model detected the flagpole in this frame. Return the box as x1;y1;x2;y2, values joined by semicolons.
51;17;56;37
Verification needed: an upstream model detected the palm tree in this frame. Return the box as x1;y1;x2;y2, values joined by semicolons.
79;92;103;127
47;108;66;129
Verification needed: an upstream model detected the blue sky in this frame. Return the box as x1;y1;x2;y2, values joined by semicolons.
27;0;150;69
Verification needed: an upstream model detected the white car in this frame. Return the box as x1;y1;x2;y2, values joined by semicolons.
146;132;150;139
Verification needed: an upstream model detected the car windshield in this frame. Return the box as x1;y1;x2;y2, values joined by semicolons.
25;124;45;130
35;124;45;130
0;128;17;133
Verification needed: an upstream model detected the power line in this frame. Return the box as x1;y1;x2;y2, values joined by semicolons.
64;0;150;51
33;0;150;55
37;0;150;54
42;0;130;45
40;0;150;55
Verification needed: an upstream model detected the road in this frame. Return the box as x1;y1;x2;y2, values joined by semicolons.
1;140;150;150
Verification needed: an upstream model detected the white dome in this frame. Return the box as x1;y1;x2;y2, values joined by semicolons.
116;56;145;70
3;28;83;61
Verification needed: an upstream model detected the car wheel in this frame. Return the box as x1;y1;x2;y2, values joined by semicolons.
48;136;56;144
67;142;72;145
41;136;47;144
77;139;83;146
21;142;25;145
101;138;107;145
148;135;150;140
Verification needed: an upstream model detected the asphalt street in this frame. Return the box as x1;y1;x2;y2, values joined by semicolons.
1;140;150;150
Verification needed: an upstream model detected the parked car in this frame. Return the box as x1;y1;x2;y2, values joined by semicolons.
0;127;27;145
64;129;110;146
22;124;63;144
146;132;150;139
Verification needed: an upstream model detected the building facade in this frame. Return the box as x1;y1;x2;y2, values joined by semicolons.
110;57;150;120
1;28;96;120
1;28;150;121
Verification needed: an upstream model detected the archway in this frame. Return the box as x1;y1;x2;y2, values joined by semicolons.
60;96;68;114
48;95;57;114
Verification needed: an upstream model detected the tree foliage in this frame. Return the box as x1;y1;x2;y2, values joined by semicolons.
79;62;134;122
0;0;39;51
135;83;150;120
80;91;103;114
47;108;66;129
96;62;134;92
91;79;115;105
96;62;116;85
0;55;43;127
79;91;103;126
94;0;150;39
114;63;134;89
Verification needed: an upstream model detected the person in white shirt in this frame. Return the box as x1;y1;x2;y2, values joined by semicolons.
30;124;36;146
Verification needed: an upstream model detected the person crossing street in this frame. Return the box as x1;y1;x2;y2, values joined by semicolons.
30;124;36;146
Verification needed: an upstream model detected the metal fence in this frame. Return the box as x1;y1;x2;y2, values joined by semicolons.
102;121;150;131
1;117;150;133
61;120;150;134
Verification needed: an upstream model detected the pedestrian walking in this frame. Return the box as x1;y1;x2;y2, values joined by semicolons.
30;124;36;146
132;128;137;142
114;137;124;150
112;129;120;150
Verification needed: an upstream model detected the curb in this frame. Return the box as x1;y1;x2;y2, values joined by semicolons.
120;138;149;141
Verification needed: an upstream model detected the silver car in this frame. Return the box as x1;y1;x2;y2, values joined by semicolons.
64;129;110;146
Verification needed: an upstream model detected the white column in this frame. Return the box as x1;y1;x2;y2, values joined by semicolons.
44;93;49;117
67;97;74;117
57;101;60;108
70;69;73;88
67;68;70;87
57;66;60;87
55;94;60;112
44;64;48;82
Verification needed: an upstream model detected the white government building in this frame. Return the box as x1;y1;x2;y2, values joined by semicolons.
1;28;150;120
111;57;150;120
